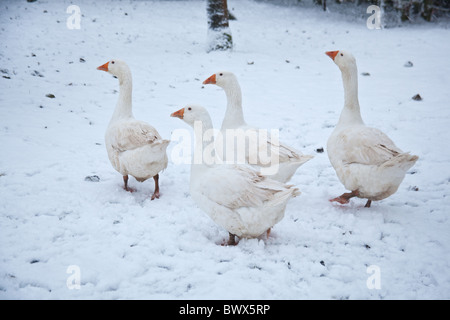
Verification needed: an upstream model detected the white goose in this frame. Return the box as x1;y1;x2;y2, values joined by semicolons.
170;105;300;245
203;71;313;183
325;50;418;207
97;59;169;200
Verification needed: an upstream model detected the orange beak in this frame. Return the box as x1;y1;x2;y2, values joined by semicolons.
97;61;109;72
203;74;216;85
170;108;185;119
325;51;339;61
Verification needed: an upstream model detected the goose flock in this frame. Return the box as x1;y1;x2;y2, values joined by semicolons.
96;50;418;245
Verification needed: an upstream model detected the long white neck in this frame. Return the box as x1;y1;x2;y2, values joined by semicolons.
220;80;246;131
337;64;364;127
190;116;215;182
110;71;134;123
194;117;215;152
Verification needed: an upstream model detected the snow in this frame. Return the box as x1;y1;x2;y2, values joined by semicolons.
1;0;450;300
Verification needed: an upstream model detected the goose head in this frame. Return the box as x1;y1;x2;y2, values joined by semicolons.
171;105;211;128
325;50;356;72
97;59;131;79
203;71;237;88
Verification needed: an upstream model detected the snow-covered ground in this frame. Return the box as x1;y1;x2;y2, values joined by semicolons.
1;0;449;300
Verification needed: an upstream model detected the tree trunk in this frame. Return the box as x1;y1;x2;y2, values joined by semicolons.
207;0;233;52
422;0;433;21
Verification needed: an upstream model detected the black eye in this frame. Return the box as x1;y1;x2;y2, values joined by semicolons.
188;107;192;111
111;61;115;64
340;53;343;56
219;73;223;76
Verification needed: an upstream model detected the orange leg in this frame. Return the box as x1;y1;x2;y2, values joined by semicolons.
123;175;136;192
227;233;237;246
151;174;160;200
330;190;359;204
221;233;238;246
